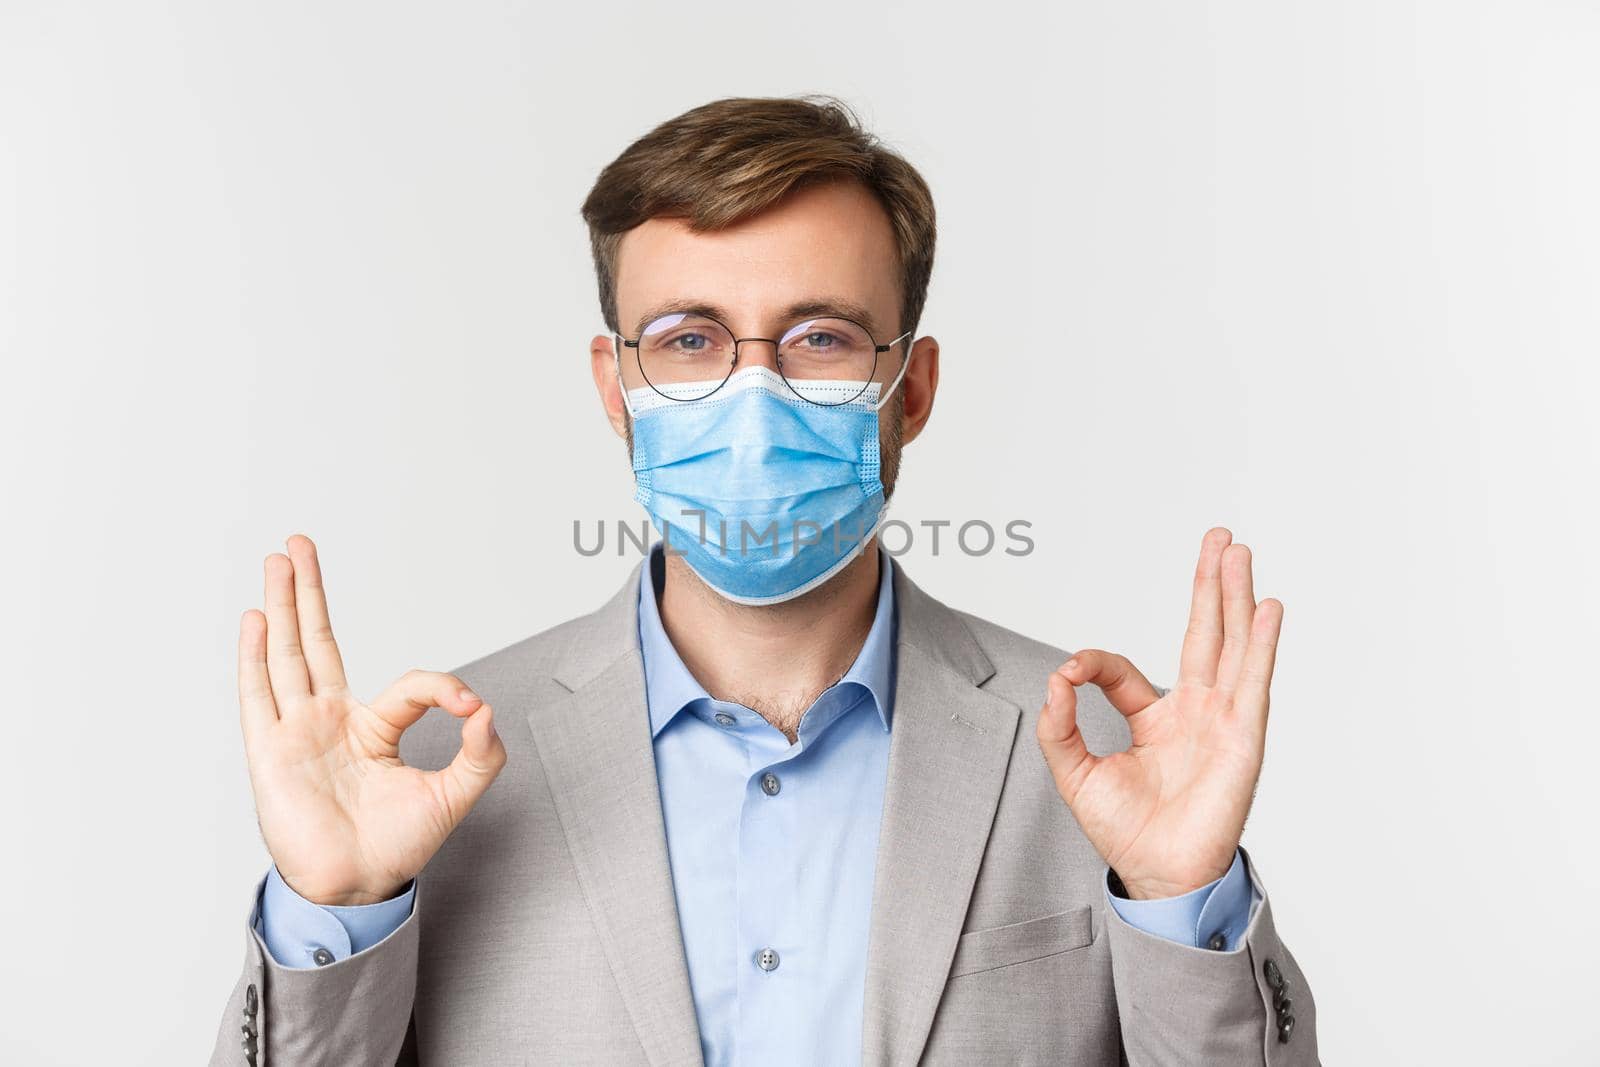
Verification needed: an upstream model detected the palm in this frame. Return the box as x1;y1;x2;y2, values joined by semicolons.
237;535;507;907
1036;527;1283;899
249;696;454;906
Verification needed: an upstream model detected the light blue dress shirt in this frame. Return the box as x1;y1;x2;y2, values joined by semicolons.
255;543;1257;1061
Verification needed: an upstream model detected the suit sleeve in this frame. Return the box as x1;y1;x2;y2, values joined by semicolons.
209;868;422;1066
1105;846;1319;1065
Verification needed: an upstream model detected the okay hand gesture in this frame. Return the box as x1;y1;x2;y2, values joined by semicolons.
238;534;508;906
1036;527;1283;899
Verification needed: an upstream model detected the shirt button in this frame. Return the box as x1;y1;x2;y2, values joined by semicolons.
714;712;737;728
754;947;780;972
1206;931;1226;951
311;946;335;966
760;772;781;796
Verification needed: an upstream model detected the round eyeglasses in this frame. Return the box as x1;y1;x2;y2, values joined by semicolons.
615;312;914;409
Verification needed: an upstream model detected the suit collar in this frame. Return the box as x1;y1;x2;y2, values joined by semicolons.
548;557;643;695
888;549;996;688
550;544;995;695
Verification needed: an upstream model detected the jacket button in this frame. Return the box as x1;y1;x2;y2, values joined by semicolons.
244;982;258;1016
1263;958;1284;990
1278;1013;1296;1042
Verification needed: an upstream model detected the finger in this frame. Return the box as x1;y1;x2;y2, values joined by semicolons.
433;701;508;830
1178;527;1232;688
1035;669;1099;803
1235;598;1284;729
368;669;485;735
285;534;349;695
1215;543;1257;692
238;608;279;748
1057;649;1161;719
263;552;312;706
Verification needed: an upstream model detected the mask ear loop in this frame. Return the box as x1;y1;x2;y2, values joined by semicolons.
613;333;638;419
871;331;918;411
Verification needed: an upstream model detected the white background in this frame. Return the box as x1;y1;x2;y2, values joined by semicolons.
3;2;1597;1063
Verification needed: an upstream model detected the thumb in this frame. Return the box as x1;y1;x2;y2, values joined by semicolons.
437;702;508;827
1035;666;1095;802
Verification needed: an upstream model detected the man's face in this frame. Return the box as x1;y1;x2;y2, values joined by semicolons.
589;179;938;503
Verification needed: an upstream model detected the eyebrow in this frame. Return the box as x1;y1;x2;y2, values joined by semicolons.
631;297;884;340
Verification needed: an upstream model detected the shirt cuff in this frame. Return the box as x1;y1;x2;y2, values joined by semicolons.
1103;848;1258;950
254;863;416;969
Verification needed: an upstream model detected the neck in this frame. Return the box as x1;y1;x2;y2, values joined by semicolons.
656;540;883;744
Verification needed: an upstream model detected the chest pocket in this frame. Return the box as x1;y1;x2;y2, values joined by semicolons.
947;904;1096;978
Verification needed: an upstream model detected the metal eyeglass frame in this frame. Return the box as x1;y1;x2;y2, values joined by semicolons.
613;312;915;416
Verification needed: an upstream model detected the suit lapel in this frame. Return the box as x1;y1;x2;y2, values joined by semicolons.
525;562;705;1067
860;561;1023;1066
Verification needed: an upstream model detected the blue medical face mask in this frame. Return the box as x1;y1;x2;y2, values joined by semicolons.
624;365;901;605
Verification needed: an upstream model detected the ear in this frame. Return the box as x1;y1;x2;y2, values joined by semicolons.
898;336;940;445
590;333;630;440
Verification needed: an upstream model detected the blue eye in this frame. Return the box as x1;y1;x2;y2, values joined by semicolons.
667;332;713;353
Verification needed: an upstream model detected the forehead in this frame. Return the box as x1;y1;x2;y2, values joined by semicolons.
615;179;901;332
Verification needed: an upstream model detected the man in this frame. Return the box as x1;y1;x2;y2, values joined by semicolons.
212;94;1318;1065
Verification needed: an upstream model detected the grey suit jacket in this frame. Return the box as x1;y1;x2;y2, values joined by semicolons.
212;554;1319;1065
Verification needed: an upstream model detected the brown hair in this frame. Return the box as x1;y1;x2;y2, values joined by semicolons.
580;94;937;343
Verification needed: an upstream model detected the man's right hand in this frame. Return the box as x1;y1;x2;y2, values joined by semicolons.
237;533;508;907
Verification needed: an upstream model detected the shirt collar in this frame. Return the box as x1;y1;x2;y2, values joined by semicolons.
636;541;897;739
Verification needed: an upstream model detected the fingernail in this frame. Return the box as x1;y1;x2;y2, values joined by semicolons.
1065;659;1080;673
459;688;479;704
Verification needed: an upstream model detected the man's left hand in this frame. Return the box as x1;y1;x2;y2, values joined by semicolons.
1035;526;1283;899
